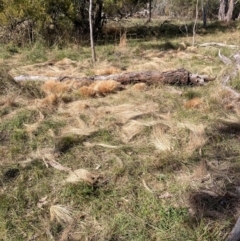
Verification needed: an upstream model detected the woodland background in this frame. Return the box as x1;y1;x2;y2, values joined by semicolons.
0;0;240;47
1;1;240;241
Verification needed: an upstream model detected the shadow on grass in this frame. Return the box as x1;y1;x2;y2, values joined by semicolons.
189;188;240;220
188;120;240;224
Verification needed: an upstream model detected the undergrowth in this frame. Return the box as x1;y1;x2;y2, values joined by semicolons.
0;19;240;241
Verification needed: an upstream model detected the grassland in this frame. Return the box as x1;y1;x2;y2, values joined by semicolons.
0;19;240;241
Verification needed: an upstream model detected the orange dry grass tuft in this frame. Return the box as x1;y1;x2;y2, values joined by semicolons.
184;97;203;109
92;80;121;93
94;66;121;75
41;80;69;96
37;94;59;107
131;83;148;91
79;80;122;97
79;86;96;97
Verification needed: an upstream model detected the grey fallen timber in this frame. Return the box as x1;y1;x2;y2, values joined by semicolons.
14;68;216;86
14;75;60;82
227;216;240;241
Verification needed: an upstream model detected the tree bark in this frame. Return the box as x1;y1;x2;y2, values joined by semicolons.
218;0;234;22
225;0;234;21
192;0;199;46
89;0;96;63
148;0;152;22
218;0;226;20
14;68;216;86
227;216;240;241
202;0;208;28
93;0;103;38
88;68;191;85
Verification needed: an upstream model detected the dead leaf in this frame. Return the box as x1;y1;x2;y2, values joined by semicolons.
158;192;173;199
142;179;154;193
37;196;48;209
65;169;98;185
47;159;71;172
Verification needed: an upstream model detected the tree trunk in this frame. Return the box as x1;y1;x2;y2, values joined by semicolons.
14;69;216;86
192;0;199;46
89;68;191;85
148;0;152;22
93;0;103;39
62;69;215;86
218;0;234;22
218;0;226;20
225;0;234;21
227;216;240;241
89;0;96;63
202;0;208;28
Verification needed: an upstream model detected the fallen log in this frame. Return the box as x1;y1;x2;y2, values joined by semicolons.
14;75;59;82
199;42;239;49
14;68;216;86
227;216;240;241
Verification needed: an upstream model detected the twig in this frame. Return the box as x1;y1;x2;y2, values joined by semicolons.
142;179;154;193
199;42;239;49
227;216;240;241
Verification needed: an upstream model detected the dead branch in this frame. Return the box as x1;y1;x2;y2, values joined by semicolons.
219;50;232;65
218;50;240;108
218;50;239;84
233;52;240;67
14;68;216;86
199;42;239;49
14;75;59;82
227;216;240;241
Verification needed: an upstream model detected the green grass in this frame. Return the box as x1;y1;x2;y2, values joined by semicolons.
23;42;48;63
0;19;240;241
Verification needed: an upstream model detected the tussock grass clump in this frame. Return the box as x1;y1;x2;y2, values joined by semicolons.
0;66;44;100
79;80;123;97
0;66;22;96
1;22;240;241
151;124;173;151
50;205;75;224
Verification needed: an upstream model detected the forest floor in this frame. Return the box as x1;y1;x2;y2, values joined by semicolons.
1;19;240;240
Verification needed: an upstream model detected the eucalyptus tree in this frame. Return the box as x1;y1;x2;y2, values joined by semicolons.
202;0;209;27
218;0;235;21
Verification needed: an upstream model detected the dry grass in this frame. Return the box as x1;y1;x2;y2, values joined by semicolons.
1;21;240;241
41;80;69;96
94;66;121;75
50;205;75;224
151;124;174;151
65;169;99;185
119;31;127;48
79;80;122;97
184;97;203;109
182;123;207;155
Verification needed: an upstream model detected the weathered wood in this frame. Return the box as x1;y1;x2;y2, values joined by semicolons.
218;50;240;107
199;42;239;49
218;50;240;85
84;68;190;85
14;75;59;82
227;216;240;241
14;68;216;86
0;67;21;94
